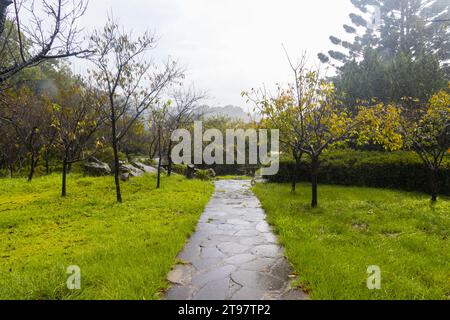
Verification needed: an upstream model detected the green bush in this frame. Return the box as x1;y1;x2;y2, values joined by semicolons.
267;150;450;195
172;164;187;175
195;169;213;181
95;147;126;167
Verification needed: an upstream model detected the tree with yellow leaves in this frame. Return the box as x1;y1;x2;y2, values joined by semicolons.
358;87;450;201
399;90;450;202
246;56;361;208
48;83;107;197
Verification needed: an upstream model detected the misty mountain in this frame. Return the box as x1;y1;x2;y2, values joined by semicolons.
199;105;253;122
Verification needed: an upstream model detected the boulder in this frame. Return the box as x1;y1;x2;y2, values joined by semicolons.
131;161;158;174
119;163;145;177
84;158;111;176
120;173;130;181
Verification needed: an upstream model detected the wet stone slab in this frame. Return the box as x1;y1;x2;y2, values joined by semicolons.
231;270;285;291
165;180;309;300
251;245;281;258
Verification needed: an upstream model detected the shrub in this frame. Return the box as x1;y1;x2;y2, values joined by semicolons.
267;150;450;195
95;147;126;167
172;164;187;175
195;169;214;181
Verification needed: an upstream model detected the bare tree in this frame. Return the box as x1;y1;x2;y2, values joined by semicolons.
89;17;183;202
0;0;89;86
166;87;205;175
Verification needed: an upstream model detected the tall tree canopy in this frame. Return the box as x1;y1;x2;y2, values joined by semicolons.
320;0;450;65
320;0;450;107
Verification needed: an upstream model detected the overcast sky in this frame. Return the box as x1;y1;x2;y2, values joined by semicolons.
73;0;355;109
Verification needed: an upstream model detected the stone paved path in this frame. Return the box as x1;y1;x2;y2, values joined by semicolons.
165;180;309;300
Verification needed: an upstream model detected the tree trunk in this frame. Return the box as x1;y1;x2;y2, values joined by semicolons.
61;157;68;197
311;157;319;208
167;140;173;177
157;156;162;189
430;168;439;202
9;164;13;178
157;129;162;189
110;94;123;203
291;152;301;193
110;120;122;203
28;153;37;182
112;138;122;203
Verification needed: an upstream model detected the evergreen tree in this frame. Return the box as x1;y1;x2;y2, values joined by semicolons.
319;0;450;66
320;0;450;107
335;48;447;106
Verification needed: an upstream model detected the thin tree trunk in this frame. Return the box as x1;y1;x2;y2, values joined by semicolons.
111;113;122;203
112;138;122;203
9;164;13;178
291;152;301;193
157;156;162;189
167;140;173;177
311;156;319;208
62;157;68;197
430;168;439;202
157;129;162;189
28;153;37;182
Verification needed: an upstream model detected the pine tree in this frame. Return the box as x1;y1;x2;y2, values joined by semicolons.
319;0;450;66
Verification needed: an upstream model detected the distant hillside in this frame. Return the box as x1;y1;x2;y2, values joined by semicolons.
199;105;253;122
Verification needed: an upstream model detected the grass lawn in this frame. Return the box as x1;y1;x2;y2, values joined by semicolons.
253;183;449;300
0;174;214;300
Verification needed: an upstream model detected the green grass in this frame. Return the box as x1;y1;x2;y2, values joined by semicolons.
0;173;214;300
253;183;450;300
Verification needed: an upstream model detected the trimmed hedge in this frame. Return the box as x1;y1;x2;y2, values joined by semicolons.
267;150;450;195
